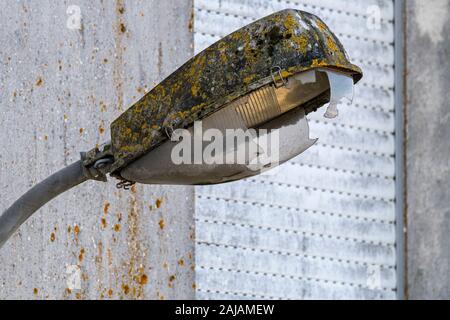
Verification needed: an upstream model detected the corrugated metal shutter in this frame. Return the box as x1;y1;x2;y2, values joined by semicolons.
194;0;397;299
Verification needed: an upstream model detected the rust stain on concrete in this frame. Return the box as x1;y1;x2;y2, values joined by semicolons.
158;218;165;230
78;248;85;263
103;202;110;214
95;241;104;296
113;0;126;113
118;185;149;299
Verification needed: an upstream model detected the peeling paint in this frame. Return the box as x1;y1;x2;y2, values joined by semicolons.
415;0;449;44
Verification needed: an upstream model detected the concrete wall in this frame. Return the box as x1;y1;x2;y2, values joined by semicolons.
405;0;450;299
0;0;195;299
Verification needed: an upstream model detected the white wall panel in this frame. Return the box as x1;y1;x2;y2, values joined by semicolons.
194;0;397;299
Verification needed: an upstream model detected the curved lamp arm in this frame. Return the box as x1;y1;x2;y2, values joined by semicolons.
0;158;112;249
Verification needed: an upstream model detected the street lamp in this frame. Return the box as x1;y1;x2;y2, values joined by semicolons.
0;9;362;248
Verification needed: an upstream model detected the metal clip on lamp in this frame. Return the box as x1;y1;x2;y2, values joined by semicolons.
0;9;362;249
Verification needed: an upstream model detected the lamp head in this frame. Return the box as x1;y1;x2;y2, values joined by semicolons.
100;9;362;185
0;9;365;251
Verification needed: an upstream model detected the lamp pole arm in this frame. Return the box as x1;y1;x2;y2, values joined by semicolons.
0;146;115;249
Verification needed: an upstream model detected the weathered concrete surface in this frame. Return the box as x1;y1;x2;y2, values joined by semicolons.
406;0;450;299
0;0;195;299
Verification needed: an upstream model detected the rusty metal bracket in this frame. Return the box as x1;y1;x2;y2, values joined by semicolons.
82;142;114;167
80;142;115;182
